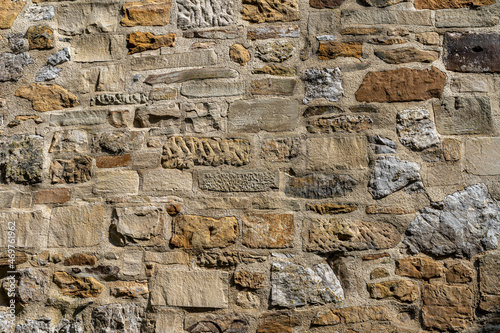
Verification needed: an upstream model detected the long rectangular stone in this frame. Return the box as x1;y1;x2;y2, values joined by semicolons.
130;50;217;71
180;81;245;98
142;169;193;193
198;170;278;192
228;99;298;132
444;33;500;73
57;2;120;35
251;78;297;96
49;110;108;126
93;170;139;195
436;9;498;28
145;68;238;85
341;10;432;26
247;25;300;39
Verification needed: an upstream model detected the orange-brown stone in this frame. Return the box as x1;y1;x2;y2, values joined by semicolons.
229;43;251;66
109;281;149;298
415;0;494;9
0;0;26;29
446;262;473;283
53;271;104;298
362;253;390;261
234;271;265;289
15;84;79;112
127;31;175;54
64;253;97;266
256;313;300;333
26;25;54;50
367;280;419;302
395;256;443;280
318;41;363;60
96;154;131;168
242;0;299;23
310;0;345;8
307;203;357;214
35;188;71;204
375;47;439;64
0;251;28;266
121;0;172;27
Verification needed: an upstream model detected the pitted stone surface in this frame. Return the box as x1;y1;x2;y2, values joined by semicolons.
92;304;142;333
396;108;440;151
177;0;234;29
0;52;33;82
0;135;43;185
285;174;357;198
198;170;278;192
444;32;500;72
242;0;299;23
303;68;343;104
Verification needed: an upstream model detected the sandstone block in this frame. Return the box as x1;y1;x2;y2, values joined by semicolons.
446;262;473;284
318;42;362;60
121;0;171;26
64;253;97;266
109;281;149;298
111;206;166;246
57;2;120;35
256;41;294;62
92;131;145;154
15;84;79;112
247;25;299;40
127;31;175;54
178;0;233;29
145;68;237;85
96;155;131;168
307;203;357;215
50;110;108;126
131;50;217;71
252;65;296;76
479;254;500;312
242;0;299;23
366;206;414;215
341;10;432;26
436;9;498;28
185;314;251;333
360;0;408;6
73;34;119;62
395;257;443;280
367;280;418;302
310;0;345;8
142;169;193;193
54;271;104;298
444;32;500;72
181;81;245;98
0;211;45;248
234;271;265;289
415;0;493;8
251;78;297;96
375;47;439;64
197;251;266;267
261;137;300;162
242;214;294;248
434;96;492;135
35;188;70;204
464;138;500;176
94;170;139;195
0;0;26;29
312;306;390;326
26;25;54;50
308;136;368;171
307;115;373;133
256;313;299;333
416;32;440;45
51;156;92;184
285;174;357;199
198;170;278;192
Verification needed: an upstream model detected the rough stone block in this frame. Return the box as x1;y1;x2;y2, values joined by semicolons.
308;136;368;170
131;50;217;71
242;214;294;248
121;0;171;26
94;170;139;195
444;32;500;72
285;174;357;198
57;2;120;35
341;10;432;26
177;0;233;29
433;96;492;135
198;170;278;192
242;0;299;23
142;169;193;193
0;211;45;248
111;206;166;246
465;138;500;176
181;81;245;98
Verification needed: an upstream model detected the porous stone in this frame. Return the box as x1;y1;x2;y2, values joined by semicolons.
251;78;297;96
146;68;237;85
318;42;363;60
310;0;345;8
341;10;432;26
446;262;473;284
307;115;373;133
0;135;43;185
308;136;368;170
183;101;227;133
198;170;278;192
109;281;149;298
252;64;296;76
177;0;233;29
370;268;389;279
416;32;440;45
91;93;148;106
396;108;439;151
47;47;70;66
57;3;120;35
35;188;71;204
111;206;165;246
127;31;175;54
13;319;51;333
14;269;49;304
312;306;390;326
367;280;418;302
369;135;397;154
256;41;294;62
368;156;424;199
356;67;446;102
35;65;61;82
184;314;251;333
15;84;79;112
479;254;500;312
285;174;357;198
96;155;131;168
50;110;108;126
121;0;172;26
170;215;238;249
305;219;401;253
360;0;408;7
151;269;228;308
64;253;97;266
92;304;142;333
415;0;493;8
181;81;245;98
433;96;492;135
228;44;250;66
0;52;33;82
50;156;92;184
0;0;26;29
307;203;357;214
256;313;299;333
94;170;139;195
375;47;439;64
247;25;299;39
405;184;500;258
26;25;54;50
48;205;106;247
436;9;498;28
8;33;28;53
395;257;443;279
25;5;54;21
92;131;145;154
131;50;217;70
234;271;265;289
465;138;500;176
366;206;414;215
444;32;500;73
242;214;294;248
197;251;266;267
53;271;104;298
271;262;344;307
0;211;44;248
261;137;300;162
242;0;299;23
303;68;343;104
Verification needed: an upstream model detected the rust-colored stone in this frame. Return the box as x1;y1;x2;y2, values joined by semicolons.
126;31;175;54
64;253;97;266
355;67;446;102
35;188;71;204
171;215;238;249
307;203;357;214
318;42;363;60
415;0;494;9
167;204;182;216
242;214;294;248
370;37;407;45
109;281;149;298
242;0;299;23
312;306;390;326
256;313;300;333
310;0;345;8
395;257;443;280
366;206;415;215
53;271;104;298
15;84;79;112
446;262;473;284
229;43;251;66
121;0;172;26
362;253;390;261
0;251;28;266
252;65;296;76
234;271;265;289
375;47;439;64
341;27;382;35
367;280;418;302
26;25;54;50
479;254;500;312
0;0;25;29
96;154;131;168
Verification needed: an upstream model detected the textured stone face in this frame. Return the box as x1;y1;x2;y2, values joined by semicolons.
92;304;142;333
375;47;439;64
312;306;391;326
15;84;79;112
303;68;343;104
308;136;368;170
479;255;500;312
242;0;299;23
185;314;251;333
247;25;299;39
285;174;357;198
26;25;54;50
57;3;119;35
444;32;500;72
14;269;49;304
318;42;363;59
310;0;345;8
395;257;443;279
53;271;104;298
0;211;44;248
307;115;373;133
261;137;300;162
396;108;440;151
126;31;175;54
110;206;165;246
415;0;494;9
121;0;172;27
177;0;234;29
234;271;265;289
0;52;33;82
50;156;92;184
0;0;26;29
256;41;294;62
360;0;408;6
171;215;238;249
256;313;299;333
367;280;418;302
109;281;149;298
242;214;294;248
0;135;43;185
63;253;97;266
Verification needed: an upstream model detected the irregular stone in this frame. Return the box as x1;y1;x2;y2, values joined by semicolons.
183;28;239;39
251;78;296;95
48;205;106;247
0;211;44;248
14;318;51;333
191;41;216;49
369;135;397;154
371;268;389;279
50;156;92;184
181;81;245;98
35;65;61;82
303;68;343;104
53;271;104;298
182;101;227;133
271;262;344;307
131;50;217;70
198;170;277;192
415;0;493;8
50;110;108;126
307;203;357;214
422;284;473;331
313;306;390;326
375;47;438;64
146;68;237;85
25;5;54;21
433;96;492;135
318;42;363;60
229;44;250;66
57;3;119;35
446;262;473;284
94;170;139;195
252;64;296;76
92;131;145;154
248;25;299;39
127;31;175;54
15;84;79;112
261;137;300;162
465;138;500;176
64;253;97;266
242;0;299;23
197;251;266;267
92;303;142;333
256;41;294;62
397;108;439;151
228;99;298;132
149;87;177;101
26;25;54;50
416;32;440;45
310;0;345;8
0;250;28;266
285;174;357;199
307;115;373;133
0;52;33;82
109;281;149;298
0;135;43;185
368;156;424;199
367;280;418;302
366;206;414;215
162;136;250;169
341;10;432;26
308;136;368;171
360;0;408;6
85;265;121;280
121;0;172;26
177;0;233;29
362;253;390;261
479;255;500;312
242;214;294;248
8;33;29;53
96;155;131;168
151;269;228;308
395;257;443;279
91;93;148;106
47;47;70;66
356;67;446;102
7;115;43;128
0;0;26;29
234;271;265;289
341;27;382;35
305;219;401;253
171;215;238;249
72;34;119;62
444;32;500;72
405;184;500;258
142;169;193;193
13;269;49;304
370;37;407;45
256;313;299;333
436;9;498;28
236;291;261;309
35;188;70;204
95;64;125;92
442;139;461;163
110;206;165;246
185;314;251;333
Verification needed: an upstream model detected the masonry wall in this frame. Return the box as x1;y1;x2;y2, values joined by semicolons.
0;0;499;332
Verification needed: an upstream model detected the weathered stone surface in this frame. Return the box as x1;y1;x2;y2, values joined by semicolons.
312;306;391;326
368;156;424;199
181;81;245;98
415;0;493;8
416;32;440;45
0;250;27;266
397;108;439;151
0;211;44;248
92;131;145;154
285;174;357;199
444;32;500;73
452;77;489;93
170;215;238;249
92;304;142;333
13;318;52;333
242;0;299;23
341;27;382;35
94;170;139;195
252;65;296;77
307;203;357;214
50;110;108;126
127;31;175;54
14;269;49;304
307;115;373;133
35;65;61;82
198;170;277;192
375;47;438;64
64;253;97;266
121;0;171;26
371;268;389;279
26;25;54;50
109;281;149;298
57;3;119;35
256;41;294;62
91;93;148;106
177;0;233;29
72;34;119;62
197;251;266;267
48;205;106;247
110;206;165;246
96;154;131;168
0;135;43;185
465;138;500;176
356;67;446;102
0;0;26;29
405;184;500;258
261;137;300;162
369;135;396;154
479;254;500;312
422;284;473;331
48;47;70;66
248;25;299;39
341;10;432;26
142;169;193;193
436;9;498;28
251;78;296;96
53;271;104;298
182;101;227;133
234;271;265;289
151;269;228;308
318;42;362;60
367;280;418;302
242;214;294;248
185;314;251;333
434;96;492;135
50;156;92;184
305;219;401;253
146;68;237;85
256;313;299;333
0;52;33;82
362;253;390;261
446;262;473;284
134;50;217;71
360;0;408;6
366;206;414;215
310;0;345;8
303;68;343;104
271;262;344;307
229;99;298;133
149;87;177;101
183;28;238;39
395;257;443;280
308;136;368;171
86;265;121;280
15;84;79;112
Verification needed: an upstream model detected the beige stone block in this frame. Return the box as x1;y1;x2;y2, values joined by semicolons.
0;211;46;248
308;136;368;170
57;2;120;35
142;169;193;193
123;251;144;276
72;35;121;62
465;138;500;175
94;170;140;195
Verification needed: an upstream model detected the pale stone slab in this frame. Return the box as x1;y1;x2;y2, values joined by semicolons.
436;9;499;28
142;169;193;193
94;170;140;195
181;81;245;98
307;136;368;171
177;0;234;29
122;251;144;276
151;269;228;308
0;211;45;248
198;170;278;192
49;110;108;126
72;35;119;62
465;138;500;176
57;3;119;35
130;50;217;71
341;10;432;26
145;68;238;85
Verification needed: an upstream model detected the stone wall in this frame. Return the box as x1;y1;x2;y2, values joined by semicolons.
0;0;499;332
